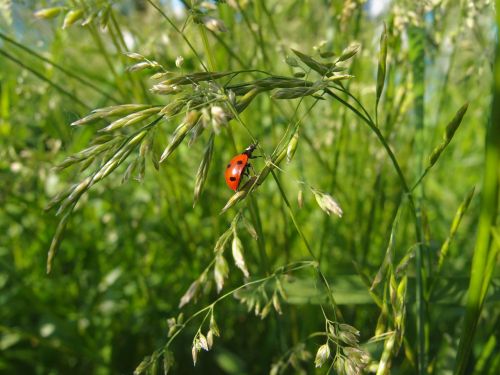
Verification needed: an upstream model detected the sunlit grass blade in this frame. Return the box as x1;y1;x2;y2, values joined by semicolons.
436;187;475;272
376;22;387;117
412;103;469;191
454;7;500;371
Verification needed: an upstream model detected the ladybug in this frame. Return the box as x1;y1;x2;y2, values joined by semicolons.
225;143;258;191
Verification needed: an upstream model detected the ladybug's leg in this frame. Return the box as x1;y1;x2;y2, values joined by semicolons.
247;163;257;175
243;164;251;177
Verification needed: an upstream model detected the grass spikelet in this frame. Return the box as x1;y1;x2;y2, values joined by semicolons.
46;209;72;274
314;343;330;368
214;254;229;293
220;189;249;214
34;7;65;19
286;129;299;163
62;9;83;29
428;102;469;166
310;188;343;217
160;111;201;163
100;107;161;132
437;186;475;270
376;23;388;110
193;133;214;206
231;231;249;277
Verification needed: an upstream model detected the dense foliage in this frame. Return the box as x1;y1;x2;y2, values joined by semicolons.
1;1;499;374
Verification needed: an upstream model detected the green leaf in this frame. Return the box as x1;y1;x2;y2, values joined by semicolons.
454;12;500;371
428;102;468;167
371;207;401;291
376;23;388;109
412;102;469;190
437;187;475;270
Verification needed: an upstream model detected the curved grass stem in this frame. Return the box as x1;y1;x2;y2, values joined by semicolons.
325;87;427;372
270;170;340;320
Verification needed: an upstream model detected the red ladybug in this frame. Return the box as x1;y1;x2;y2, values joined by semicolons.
225;144;257;191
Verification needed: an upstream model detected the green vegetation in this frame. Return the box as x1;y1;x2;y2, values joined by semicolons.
1;1;498;374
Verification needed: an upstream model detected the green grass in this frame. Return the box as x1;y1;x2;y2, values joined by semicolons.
0;1;498;374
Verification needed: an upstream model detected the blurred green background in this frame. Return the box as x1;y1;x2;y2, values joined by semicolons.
1;1;498;374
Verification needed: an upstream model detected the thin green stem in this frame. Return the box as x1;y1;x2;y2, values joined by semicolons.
270;170;339;320
248;196;269;273
409;17;428;373
163;261;316;349
0;31;119;103
146;0;208;72
0;48;89;109
87;24;128;99
235;0;269;67
199;25;216;72
324;89;409;192
108;10;150;102
324;89;429;361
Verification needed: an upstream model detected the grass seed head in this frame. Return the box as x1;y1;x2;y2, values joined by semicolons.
175;56;184;68
286;130;299;163
209;314;220;337
150;84;182;95
127;61;161;72
202;16;228;33
311;188;343;217
191;343;198;366
220;190;248;214
198;333;209;351
335;356;345;374
214;254;229;293
193;134;214;206
163;351;174;374
232;234;249;278
159;100;186;118
179;279;200;308
314;343;330;368
62;9;84;29
207;330;214;349
210;105;228;133
160;111;201;163
123;52;144;60
34;7;65;19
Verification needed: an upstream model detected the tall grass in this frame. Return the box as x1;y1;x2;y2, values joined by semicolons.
0;1;497;374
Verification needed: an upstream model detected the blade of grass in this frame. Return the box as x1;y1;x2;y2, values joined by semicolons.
0;31;119;103
454;3;500;371
375;22;387;123
0;48;90;109
409;12;428;373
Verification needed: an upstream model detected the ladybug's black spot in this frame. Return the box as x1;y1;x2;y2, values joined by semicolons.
236;160;243;165
229;177;237;181
226;164;231;168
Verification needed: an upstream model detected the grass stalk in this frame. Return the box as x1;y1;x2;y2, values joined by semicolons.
453;3;500;371
146;0;208;72
409;13;428;373
0;48;89;109
87;24;128;99
0;31;119;103
270;170;340;319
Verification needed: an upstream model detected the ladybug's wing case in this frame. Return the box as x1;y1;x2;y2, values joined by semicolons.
225;154;249;191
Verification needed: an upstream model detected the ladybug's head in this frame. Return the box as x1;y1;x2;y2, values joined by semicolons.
243;143;258;156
